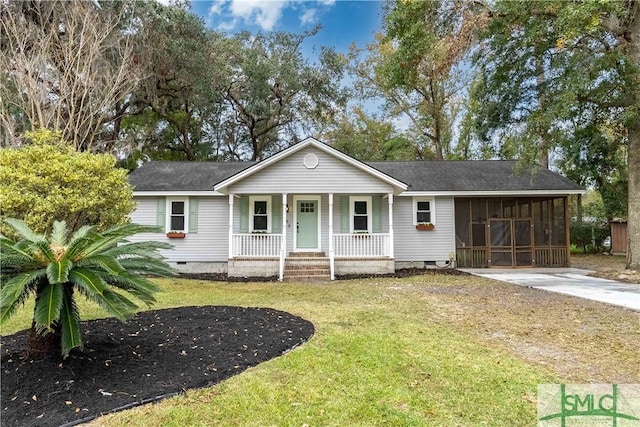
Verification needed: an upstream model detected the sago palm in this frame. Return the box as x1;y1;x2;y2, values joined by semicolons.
0;218;175;359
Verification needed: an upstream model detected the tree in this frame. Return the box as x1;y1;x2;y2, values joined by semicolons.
0;1;142;152
322;107;416;161
220;28;348;160
119;2;232;161
356;0;488;160
0;130;135;234
0;218;174;359
472;0;640;268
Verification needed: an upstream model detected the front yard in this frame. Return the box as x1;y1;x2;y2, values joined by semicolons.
2;270;638;426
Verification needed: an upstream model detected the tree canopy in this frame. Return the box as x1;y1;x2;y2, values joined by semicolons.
471;0;639;267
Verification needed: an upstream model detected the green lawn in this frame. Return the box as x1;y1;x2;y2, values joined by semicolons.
4;273;632;426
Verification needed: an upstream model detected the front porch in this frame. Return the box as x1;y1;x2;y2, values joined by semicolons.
227;193;396;280
228;233;394;280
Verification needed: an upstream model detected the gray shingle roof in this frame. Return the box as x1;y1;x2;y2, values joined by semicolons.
128;161;255;191
367;160;584;192
129;159;583;193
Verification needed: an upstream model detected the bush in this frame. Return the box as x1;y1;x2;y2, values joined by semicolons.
0;130;135;235
570;220;610;253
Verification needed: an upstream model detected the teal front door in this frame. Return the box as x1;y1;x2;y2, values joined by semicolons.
297;200;318;249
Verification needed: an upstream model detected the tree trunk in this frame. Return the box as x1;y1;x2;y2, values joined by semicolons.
626;3;640;269
25;322;62;360
627;125;640;269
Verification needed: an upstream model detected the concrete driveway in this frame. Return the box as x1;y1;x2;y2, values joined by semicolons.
462;268;640;311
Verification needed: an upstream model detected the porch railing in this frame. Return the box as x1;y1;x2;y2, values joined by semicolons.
333;233;390;257
535;247;568;267
231;233;282;257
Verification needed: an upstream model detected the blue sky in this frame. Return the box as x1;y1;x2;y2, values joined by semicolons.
187;0;384;54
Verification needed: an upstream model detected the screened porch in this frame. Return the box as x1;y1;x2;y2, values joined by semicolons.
455;197;570;268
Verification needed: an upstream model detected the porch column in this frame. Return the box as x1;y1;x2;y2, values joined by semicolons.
279;193;287;281
329;193;335;280
388;193;394;259
228;194;234;259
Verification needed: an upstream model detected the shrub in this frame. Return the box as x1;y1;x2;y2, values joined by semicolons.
0;129;135;236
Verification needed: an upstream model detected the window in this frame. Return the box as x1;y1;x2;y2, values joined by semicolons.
350;196;371;233
167;199;188;232
250;196;271;232
414;197;435;225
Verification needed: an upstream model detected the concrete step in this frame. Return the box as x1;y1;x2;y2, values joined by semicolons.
284;268;330;275
285;260;329;266
283;275;331;282
288;252;326;258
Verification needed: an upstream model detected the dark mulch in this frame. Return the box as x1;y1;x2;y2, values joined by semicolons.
336;267;469;280
180;267;467;282
1;306;314;427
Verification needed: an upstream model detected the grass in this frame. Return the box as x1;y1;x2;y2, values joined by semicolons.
3;273;638;426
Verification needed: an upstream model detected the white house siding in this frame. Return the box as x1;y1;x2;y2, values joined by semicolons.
130;196;229;266
228;146;395;194
393;196;455;263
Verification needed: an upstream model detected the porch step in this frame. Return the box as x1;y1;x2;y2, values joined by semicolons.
284;256;330;281
288;252;326;258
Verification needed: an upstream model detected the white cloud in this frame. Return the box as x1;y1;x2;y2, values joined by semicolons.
206;0;336;32
300;8;317;25
208;2;224;15
228;0;287;31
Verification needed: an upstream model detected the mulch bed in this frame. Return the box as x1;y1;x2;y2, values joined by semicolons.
1;306;314;427
180;267;467;282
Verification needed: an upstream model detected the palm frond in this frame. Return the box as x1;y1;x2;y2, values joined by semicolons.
102;273;160;306
2;218;46;243
68;267;107;300
34;282;64;332
32;240;56;263
74;255;125;275
70;224;96;241
116;256;177;277
76;224;159;260
50;220;68;246
46;258;73;284
0;271;45;324
0;239;40;264
59;288;82;358
99;289;139;322
0;254;43;275
102;240;173;258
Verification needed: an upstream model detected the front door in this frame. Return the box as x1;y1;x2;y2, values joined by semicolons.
489;218;533;267
296;199;318;250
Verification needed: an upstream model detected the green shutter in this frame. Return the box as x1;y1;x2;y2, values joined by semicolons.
272;195;282;233
340;195;349;233
156;197;166;231
239;195;249;233
372;195;382;233
188;198;198;233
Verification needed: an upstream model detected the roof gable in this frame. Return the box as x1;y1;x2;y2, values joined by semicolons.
213;137;408;193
